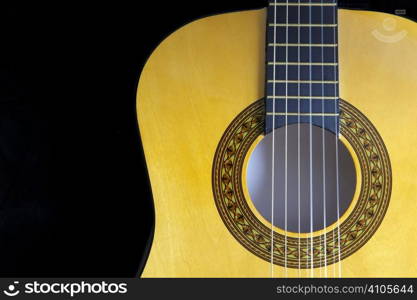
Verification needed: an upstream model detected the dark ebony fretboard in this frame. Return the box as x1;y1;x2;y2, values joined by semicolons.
265;0;339;135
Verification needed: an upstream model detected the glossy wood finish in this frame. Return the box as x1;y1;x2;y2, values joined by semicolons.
136;8;417;277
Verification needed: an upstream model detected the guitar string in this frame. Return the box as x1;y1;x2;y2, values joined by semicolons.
272;0;338;278
318;0;322;278
297;0;302;277
321;0;328;278
284;0;289;279
309;0;314;278
271;0;278;278
333;0;342;278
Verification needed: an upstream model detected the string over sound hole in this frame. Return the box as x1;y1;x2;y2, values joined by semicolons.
247;124;356;233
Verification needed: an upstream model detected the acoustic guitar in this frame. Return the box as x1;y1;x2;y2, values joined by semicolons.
136;0;417;277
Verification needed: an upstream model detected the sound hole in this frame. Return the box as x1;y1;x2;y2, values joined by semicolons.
246;124;356;233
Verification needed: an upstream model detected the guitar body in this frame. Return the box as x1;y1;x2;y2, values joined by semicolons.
136;8;417;277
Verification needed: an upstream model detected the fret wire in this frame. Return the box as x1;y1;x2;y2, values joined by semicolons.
268;43;337;47
267;113;339;116
267;96;338;99
269;24;337;27
268;80;339;84
268;62;338;66
269;3;337;6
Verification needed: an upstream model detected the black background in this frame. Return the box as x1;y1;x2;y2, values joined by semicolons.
1;1;416;277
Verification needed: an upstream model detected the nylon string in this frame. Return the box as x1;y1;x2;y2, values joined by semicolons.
333;0;342;278
284;0;289;279
270;0;278;278
308;0;314;278
321;0;328;278
297;0;302;277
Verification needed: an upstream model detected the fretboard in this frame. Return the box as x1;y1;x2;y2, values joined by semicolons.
265;0;340;135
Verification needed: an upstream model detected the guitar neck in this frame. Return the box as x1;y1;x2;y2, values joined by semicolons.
265;0;340;135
